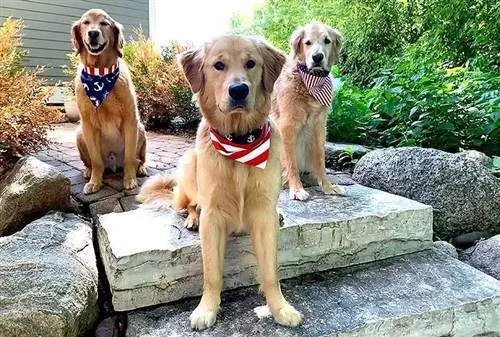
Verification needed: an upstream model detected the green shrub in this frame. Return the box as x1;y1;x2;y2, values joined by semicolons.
329;52;500;155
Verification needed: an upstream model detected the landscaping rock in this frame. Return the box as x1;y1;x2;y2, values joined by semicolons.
432;241;458;258
126;250;500;337
325;142;371;170
456;150;493;168
0;156;71;236
451;231;492;250
98;184;432;311
0;212;98;337
465;235;500;280
352;147;500;239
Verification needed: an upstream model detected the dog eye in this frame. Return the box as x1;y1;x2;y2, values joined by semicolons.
245;60;255;69
100;21;109;26
325;38;331;44
82;20;90;25
213;61;225;71
305;40;312;46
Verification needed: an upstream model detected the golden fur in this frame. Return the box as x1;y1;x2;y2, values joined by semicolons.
137;35;302;330
271;21;344;200
71;9;147;195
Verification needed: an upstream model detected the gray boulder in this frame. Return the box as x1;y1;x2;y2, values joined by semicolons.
433;241;458;259
325;142;371;170
0;212;98;337
0;156;70;236
456;150;493;168
466;235;500;280
352;147;500;239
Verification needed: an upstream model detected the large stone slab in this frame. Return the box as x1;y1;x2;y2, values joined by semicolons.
126;250;500;337
98;184;433;311
0;212;98;337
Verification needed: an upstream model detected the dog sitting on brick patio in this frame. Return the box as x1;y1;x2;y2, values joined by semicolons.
71;9;147;195
137;35;303;331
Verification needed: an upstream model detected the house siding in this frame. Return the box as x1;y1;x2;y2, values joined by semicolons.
0;0;149;84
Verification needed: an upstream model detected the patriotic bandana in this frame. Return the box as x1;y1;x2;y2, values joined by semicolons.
209;120;272;169
297;63;333;106
80;64;120;108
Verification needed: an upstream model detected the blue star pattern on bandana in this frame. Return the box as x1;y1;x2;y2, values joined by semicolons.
80;64;120;108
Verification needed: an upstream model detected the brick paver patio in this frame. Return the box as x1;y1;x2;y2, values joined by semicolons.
35;123;194;218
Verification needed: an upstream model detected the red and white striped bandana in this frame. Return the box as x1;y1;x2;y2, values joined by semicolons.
297;63;333;106
209;120;272;169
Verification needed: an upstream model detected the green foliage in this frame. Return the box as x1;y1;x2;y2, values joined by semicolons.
234;0;500;157
329;53;500;155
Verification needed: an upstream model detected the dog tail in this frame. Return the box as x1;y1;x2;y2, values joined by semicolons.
137;175;177;210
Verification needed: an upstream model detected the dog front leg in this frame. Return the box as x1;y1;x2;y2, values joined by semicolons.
310;116;344;195
81;121;104;194
280;122;309;200
190;209;226;331
249;208;302;327
122;118;139;190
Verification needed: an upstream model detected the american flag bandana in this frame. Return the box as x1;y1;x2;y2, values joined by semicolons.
80;64;120;108
297;63;333;106
209;120;272;169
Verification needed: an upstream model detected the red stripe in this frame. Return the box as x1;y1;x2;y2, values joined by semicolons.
244;148;269;167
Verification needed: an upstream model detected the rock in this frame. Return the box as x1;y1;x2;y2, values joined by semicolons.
466;235;500;280
98;184;432;311
456;150;493;168
325;142;371;171
0;156;71;236
94;314;128;337
432;241;458;258
352;147;500;239
451;231;493;250
0;212;98;337
126;250;500;337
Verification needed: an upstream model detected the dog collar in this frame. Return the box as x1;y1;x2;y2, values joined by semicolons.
209;120;272;169
80;63;120;108
297;63;333;106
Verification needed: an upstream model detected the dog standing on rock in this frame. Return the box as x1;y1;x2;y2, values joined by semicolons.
71;9;147;195
271;21;344;200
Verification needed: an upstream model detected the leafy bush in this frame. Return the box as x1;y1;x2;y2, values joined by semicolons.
0;18;57;172
329;53;500;155
122;30;197;129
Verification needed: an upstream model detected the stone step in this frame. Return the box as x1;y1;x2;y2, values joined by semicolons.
97;184;433;311
127;250;500;337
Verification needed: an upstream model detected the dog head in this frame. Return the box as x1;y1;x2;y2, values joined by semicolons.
290;21;342;72
178;35;286;134
71;9;124;58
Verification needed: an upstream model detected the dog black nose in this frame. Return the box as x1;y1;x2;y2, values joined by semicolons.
312;53;324;63
229;83;249;101
88;30;100;39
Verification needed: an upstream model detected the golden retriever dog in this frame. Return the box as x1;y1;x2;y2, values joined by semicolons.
71;9;147;194
271;21;344;200
137;35;303;330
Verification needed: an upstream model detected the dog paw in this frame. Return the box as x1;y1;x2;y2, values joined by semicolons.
322;182;345;195
190;306;218;331
83;167;91;179
137;164;148;176
289;188;309;201
123;177;138;190
185;215;199;231
271;302;303;327
83;181;103;195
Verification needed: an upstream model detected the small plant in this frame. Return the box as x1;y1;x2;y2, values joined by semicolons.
0;18;58;172
493;156;500;178
122;29;198;129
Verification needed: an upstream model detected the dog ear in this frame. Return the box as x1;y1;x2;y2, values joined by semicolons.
256;40;286;92
289;26;305;59
71;21;83;55
328;27;343;65
177;48;204;93
113;21;125;58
